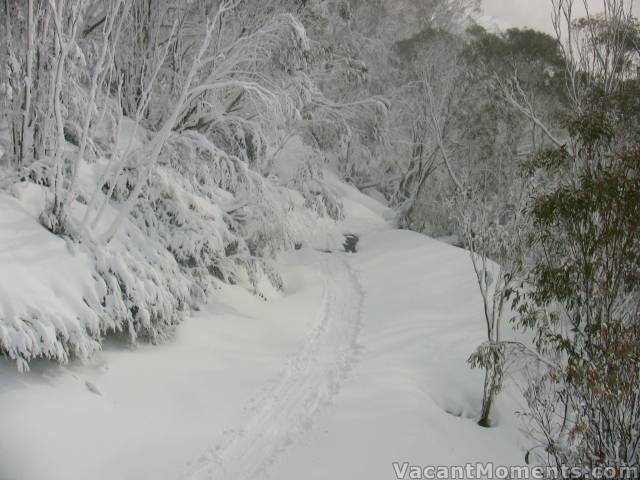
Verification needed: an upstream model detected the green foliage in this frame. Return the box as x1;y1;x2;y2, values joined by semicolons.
393;26;454;64
517;86;640;467
464;25;566;98
465;26;564;69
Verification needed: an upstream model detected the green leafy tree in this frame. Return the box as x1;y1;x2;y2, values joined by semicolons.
518;86;640;469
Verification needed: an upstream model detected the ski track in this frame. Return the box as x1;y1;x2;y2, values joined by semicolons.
182;253;364;480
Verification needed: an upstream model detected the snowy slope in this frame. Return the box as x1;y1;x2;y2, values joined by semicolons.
0;180;528;480
0;191;101;369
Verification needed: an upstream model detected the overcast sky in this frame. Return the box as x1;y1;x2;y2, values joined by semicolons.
481;0;638;33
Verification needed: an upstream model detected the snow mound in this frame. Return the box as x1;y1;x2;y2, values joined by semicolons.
0;181;193;370
0;193;101;370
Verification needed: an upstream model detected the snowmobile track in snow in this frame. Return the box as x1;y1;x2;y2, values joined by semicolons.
182;254;364;480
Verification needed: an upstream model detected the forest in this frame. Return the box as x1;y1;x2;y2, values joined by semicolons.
0;0;639;477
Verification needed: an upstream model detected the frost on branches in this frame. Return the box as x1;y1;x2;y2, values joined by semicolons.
0;0;352;369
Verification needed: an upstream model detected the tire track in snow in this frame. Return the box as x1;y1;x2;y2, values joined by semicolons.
182;254;364;480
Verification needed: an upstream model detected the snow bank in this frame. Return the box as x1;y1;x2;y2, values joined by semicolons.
0;250;334;480
0;192;101;370
0;181;196;369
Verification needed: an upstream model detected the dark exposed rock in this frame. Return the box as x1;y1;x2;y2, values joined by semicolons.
343;234;359;253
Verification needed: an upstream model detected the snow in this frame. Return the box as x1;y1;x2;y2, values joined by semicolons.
0;187;101;369
0;180;527;479
267;230;526;480
324;169;395;235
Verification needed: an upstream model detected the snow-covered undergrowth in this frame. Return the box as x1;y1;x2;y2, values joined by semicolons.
0;120;345;370
0;180;192;370
0;192;102;371
0;0;356;370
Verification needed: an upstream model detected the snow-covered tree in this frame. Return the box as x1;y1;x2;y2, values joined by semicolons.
0;0;349;367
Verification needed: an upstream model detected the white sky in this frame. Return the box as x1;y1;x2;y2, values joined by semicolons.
481;0;639;33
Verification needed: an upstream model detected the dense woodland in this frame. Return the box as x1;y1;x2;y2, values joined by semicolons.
1;0;639;472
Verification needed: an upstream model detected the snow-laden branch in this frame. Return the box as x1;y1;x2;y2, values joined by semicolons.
494;74;565;148
98;1;309;243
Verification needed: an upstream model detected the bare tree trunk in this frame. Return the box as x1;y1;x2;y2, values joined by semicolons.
45;0;84;232
65;0;126;209
478;362;499;427
19;0;35;165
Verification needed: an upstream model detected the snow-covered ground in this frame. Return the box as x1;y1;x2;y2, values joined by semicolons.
0;182;528;479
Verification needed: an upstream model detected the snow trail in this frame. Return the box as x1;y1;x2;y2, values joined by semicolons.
182;254;364;480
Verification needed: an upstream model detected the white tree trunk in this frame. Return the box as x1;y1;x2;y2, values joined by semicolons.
19;0;34;165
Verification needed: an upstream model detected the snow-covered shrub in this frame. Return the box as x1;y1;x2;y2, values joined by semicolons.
0;190;102;371
93;216;192;343
288;161;344;221
130;165;238;297
0;0;354;369
271;135;344;221
207;118;268;171
0;183;191;370
104;125;342;300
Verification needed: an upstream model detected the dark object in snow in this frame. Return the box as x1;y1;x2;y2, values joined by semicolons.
85;381;102;396
343;234;359;253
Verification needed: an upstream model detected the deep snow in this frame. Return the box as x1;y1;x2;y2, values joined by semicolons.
0;181;528;480
0;192;101;368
